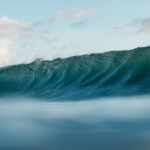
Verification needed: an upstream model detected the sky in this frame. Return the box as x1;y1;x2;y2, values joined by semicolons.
0;0;150;66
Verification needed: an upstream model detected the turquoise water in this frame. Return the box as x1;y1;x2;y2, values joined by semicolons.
1;46;150;100
1;47;150;149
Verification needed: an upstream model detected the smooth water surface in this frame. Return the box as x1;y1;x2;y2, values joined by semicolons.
1;96;150;150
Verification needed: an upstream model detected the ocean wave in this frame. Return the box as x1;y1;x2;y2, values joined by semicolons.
0;46;150;100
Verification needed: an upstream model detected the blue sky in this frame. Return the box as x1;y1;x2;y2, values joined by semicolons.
0;0;150;66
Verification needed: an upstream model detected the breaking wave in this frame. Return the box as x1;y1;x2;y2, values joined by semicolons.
1;46;150;100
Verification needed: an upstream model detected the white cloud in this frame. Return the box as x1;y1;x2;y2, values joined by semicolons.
50;6;98;22
0;16;42;67
0;39;16;67
0;16;31;38
0;16;42;39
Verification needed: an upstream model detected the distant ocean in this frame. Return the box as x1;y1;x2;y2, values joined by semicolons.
0;46;150;150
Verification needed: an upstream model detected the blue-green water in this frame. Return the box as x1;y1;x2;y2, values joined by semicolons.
1;47;150;149
1;46;150;100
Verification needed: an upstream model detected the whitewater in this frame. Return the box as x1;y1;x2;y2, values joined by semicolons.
1;46;150;150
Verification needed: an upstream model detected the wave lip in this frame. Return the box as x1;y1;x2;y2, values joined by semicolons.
1;46;150;100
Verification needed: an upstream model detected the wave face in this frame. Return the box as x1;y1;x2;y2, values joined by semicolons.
0;46;150;100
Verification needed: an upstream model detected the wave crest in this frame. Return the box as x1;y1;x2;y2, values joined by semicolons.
1;46;150;100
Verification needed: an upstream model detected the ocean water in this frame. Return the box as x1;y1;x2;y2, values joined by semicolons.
1;47;150;150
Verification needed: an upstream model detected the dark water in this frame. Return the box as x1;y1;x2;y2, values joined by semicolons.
0;46;150;100
1;47;150;150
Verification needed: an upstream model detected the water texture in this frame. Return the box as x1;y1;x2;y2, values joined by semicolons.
0;46;150;100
